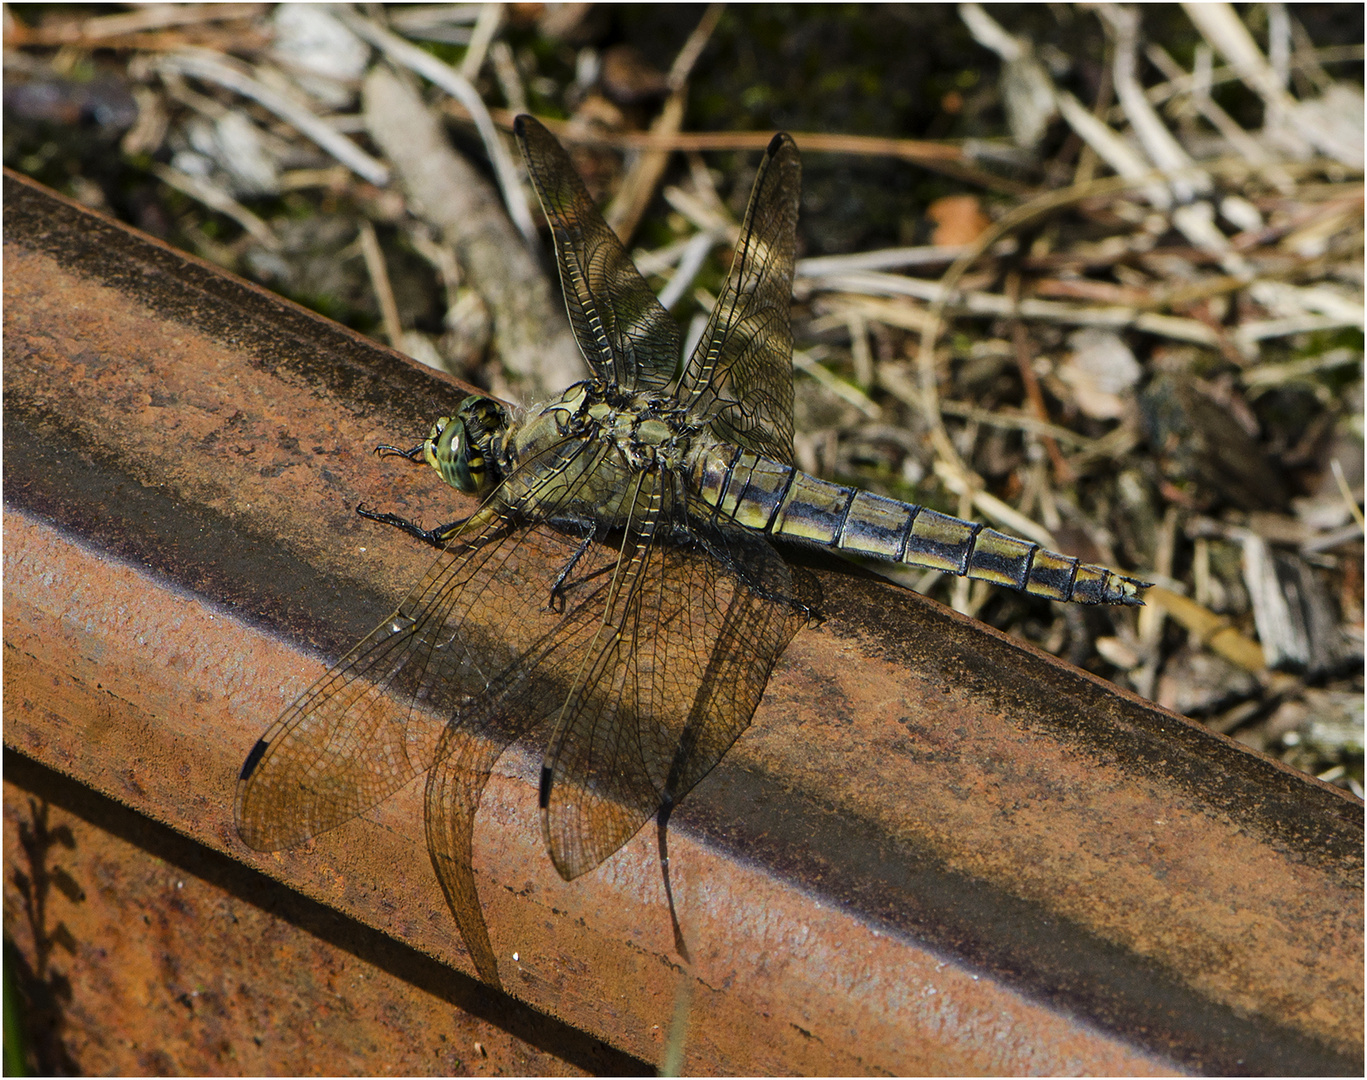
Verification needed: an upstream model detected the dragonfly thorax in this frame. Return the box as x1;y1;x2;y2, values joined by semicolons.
492;381;709;526
519;382;702;470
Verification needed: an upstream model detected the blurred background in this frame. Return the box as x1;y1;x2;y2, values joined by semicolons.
3;3;1362;796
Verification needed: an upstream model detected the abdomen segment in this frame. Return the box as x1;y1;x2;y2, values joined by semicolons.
693;447;1148;605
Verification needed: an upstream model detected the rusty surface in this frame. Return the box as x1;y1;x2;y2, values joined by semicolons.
3;753;630;1076
3;168;1363;1075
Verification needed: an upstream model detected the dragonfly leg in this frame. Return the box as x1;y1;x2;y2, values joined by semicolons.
687;524;817;620
355;504;468;549
373;440;426;461
546;519;597;612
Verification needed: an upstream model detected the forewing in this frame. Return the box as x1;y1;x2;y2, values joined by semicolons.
235;508;514;852
515;115;680;391
540;499;811;882
235;436;613;853
679;133;801;463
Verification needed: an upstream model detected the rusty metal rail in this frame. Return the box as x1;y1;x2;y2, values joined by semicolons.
4;168;1363;1075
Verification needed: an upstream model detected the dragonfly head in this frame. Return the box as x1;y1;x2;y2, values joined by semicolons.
424;395;509;497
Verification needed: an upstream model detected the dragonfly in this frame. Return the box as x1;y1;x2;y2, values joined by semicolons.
236;115;1148;989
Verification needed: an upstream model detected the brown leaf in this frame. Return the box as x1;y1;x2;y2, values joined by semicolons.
926;195;990;246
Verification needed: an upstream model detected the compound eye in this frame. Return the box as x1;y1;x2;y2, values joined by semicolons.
424;414;479;492
436;419;462;460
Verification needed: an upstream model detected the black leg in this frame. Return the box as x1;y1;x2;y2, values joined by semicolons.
546;522;598;611
357;435;457;547
374;441;427;461
356;504;467;550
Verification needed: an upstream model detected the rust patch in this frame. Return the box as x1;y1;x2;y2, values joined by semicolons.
3;753;640;1076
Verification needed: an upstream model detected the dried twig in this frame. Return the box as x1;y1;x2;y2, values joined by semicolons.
361;66;586;400
1006;271;1073;485
1146;42;1295;192
606;3;723;242
459;2;504;82
157;49;390;185
357;221;403;348
150;162;278;249
337;9;536;244
438;99;1025;190
5;3;265;46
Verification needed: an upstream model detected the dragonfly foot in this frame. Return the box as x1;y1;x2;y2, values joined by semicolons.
374;441;426;462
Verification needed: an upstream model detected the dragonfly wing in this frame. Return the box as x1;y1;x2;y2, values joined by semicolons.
235;506;519;852
540;498;813;882
236;428;650;986
679;132;802;464
421;542;623;987
425;720;506;985
235;436;615;852
515;115;681;392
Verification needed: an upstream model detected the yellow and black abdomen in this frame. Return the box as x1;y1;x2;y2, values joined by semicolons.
691;446;1147;606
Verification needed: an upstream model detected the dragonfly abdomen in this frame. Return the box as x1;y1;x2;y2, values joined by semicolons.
693;447;1146;605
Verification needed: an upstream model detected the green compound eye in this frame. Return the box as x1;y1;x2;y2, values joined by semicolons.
425;397;508;496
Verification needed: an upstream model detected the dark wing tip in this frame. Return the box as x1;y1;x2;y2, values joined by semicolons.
239;737;269;781
538;764;553;809
513;113;533;138
768;132;795;155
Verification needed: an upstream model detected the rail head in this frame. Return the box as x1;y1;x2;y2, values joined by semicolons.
4;168;1362;1075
